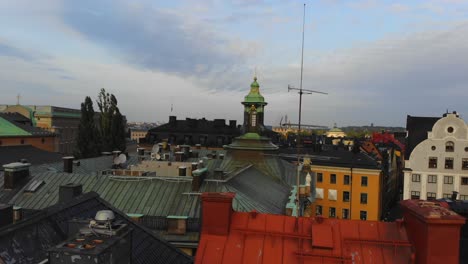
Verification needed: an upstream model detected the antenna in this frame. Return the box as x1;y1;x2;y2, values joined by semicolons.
16;94;21;105
287;3;328;218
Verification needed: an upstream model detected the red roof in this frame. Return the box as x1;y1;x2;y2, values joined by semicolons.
196;212;413;264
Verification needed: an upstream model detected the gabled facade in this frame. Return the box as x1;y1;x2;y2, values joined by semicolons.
404;112;468;200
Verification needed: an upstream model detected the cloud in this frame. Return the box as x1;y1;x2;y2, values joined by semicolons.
59;0;252;76
0;42;40;62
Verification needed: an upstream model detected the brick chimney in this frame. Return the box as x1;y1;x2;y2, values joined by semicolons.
201;192;235;236
3;162;31;189
400;200;465;264
191;168;208;191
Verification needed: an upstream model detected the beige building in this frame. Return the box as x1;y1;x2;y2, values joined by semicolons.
403;113;468;200
131;129;148;143
326;124;346;138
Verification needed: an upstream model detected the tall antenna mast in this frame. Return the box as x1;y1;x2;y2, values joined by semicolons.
288;3;328;218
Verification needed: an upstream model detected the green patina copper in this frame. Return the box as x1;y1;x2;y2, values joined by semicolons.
243;77;266;104
0;116;31;136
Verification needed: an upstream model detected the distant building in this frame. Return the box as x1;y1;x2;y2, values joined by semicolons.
325;123;346;138
0;112;57;152
146;116;240;146
403;112;468;200
1;105;81;154
130;128;148;143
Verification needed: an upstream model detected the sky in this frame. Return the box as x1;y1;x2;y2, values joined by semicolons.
1;0;468;127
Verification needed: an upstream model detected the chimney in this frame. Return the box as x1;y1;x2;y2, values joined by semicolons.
0;204;13;228
3;162;31;189
201;192;235;236
178;166;187;176
112;150;121;158
400;200;465;264
62;156;74;173
214;168;223;179
451;191;458;201
137;147;145;156
192;168;208;191
59;183;83;203
167;215;188;235
229;120;237;129
169;116;176;126
13;206;22;223
175;151;184;162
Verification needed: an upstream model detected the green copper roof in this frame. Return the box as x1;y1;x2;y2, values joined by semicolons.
243;77;266;103
0;116;31;136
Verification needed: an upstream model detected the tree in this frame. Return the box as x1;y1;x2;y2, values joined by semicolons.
75;96;100;158
96;88;126;152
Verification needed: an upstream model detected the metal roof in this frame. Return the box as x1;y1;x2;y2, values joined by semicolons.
0;192;193;264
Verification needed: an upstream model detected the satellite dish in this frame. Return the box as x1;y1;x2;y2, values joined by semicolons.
152;144;160;154
156;153;161;160
114;153;127;165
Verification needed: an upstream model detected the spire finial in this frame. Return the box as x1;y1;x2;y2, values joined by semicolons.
254;66;257;81
16;94;21;105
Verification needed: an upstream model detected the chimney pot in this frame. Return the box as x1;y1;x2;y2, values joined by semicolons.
62;156;74;173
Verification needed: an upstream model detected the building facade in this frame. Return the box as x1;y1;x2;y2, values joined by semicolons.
1;105;81;154
311;165;383;221
403;112;468;200
130;129;148;143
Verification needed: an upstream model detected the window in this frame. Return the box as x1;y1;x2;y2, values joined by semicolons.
427;192;436;200
317;173;323;183
360;193;368;204
447;127;454;133
460;195;468;201
463;159;468;170
250;109;257;127
462;177;468;185
316;205;322;215
0;140;2;145
329;207;336;218
412;174;421;182
428;175;437;184
343;191;350;202
431;146;436;151
446;141;454;152
360;211;367;220
342;209;349;219
411;191;420;199
20;139;25;144
344;175;350;185
445;158;454;169
330;174;336;184
41;138;45;144
443;193;452;199
428;157;437;168
444;176;453;184
361;176;368;187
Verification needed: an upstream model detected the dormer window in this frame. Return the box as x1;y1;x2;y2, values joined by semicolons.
446;141;454;152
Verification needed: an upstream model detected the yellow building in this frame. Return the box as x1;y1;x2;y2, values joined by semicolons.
309;154;382;221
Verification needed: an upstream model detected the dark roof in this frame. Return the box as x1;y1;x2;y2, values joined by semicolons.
221;166;291;214
405;115;440;160
279;148;380;170
148;117;240;135
0;192;192;264
0;112;55;136
0;145;63;170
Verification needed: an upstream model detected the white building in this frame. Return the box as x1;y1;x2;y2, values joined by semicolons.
403;112;468;200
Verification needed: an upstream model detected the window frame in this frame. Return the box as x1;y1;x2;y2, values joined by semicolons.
428;157;437;168
461;177;468;185
360;193;368;204
446;141;455;152
427;175;437;184
330;174;336;184
427;192;436;200
411;191;420;199
316;205;322;215
342;209;349;219
329;207;336;218
361;176;368;187
463;159;468;170
360;211;367;220
343;191;350;202
444;176;454;184
412;174;421;182
445;157;454;169
317;173;323;183
344;175;350;185
460;195;468;201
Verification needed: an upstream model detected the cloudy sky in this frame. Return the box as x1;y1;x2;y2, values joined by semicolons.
1;0;467;127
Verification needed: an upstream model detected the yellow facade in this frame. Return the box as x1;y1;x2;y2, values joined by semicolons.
310;165;382;221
